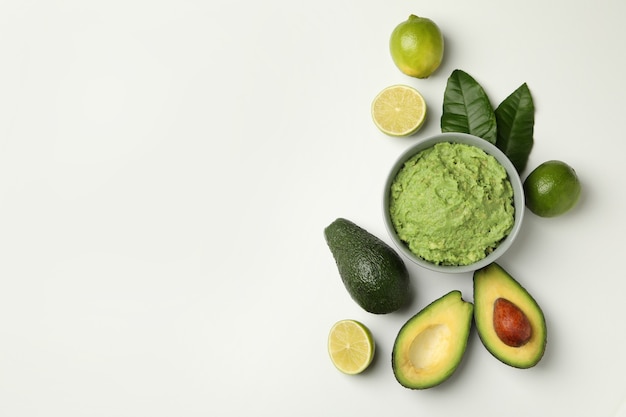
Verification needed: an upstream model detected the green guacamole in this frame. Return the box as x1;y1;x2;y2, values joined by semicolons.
389;142;514;266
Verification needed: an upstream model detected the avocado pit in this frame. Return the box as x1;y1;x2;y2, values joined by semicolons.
493;297;532;347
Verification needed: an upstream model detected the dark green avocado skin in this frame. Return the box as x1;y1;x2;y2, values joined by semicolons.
324;218;411;314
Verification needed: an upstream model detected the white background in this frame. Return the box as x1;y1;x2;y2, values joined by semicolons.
1;1;625;416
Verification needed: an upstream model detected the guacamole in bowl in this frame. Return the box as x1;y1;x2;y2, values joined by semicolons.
383;133;524;274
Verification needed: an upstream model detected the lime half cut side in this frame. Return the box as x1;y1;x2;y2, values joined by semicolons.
371;85;427;137
328;319;375;375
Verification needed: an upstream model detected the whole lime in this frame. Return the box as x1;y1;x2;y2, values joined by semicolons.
389;15;444;79
523;160;581;217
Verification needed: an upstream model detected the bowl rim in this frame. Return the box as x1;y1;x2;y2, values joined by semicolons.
382;132;525;274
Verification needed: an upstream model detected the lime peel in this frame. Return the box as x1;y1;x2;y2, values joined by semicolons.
389;15;444;79
523;160;581;217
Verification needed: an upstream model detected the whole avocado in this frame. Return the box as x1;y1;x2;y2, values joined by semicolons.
324;218;411;314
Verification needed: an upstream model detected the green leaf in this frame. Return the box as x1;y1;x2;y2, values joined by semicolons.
441;69;497;144
494;83;535;173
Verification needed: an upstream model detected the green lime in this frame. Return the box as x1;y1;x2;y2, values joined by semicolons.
523;160;581;217
328;319;375;375
389;15;444;79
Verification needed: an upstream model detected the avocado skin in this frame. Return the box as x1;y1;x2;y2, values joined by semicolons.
324;218;411;314
473;263;547;369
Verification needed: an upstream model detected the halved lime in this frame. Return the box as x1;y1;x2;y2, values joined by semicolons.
371;85;427;137
328;319;375;375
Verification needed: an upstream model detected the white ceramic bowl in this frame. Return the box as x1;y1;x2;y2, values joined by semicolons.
382;132;525;274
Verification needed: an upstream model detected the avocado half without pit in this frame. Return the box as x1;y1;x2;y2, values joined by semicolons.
392;290;473;389
473;263;547;368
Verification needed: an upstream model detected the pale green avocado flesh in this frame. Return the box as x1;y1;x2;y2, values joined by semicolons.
389;142;514;266
392;290;473;389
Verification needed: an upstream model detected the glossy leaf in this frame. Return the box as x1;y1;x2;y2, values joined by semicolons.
441;69;497;144
495;83;535;173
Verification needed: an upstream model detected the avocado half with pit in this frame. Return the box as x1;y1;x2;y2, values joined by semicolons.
392;290;473;389
473;263;547;368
